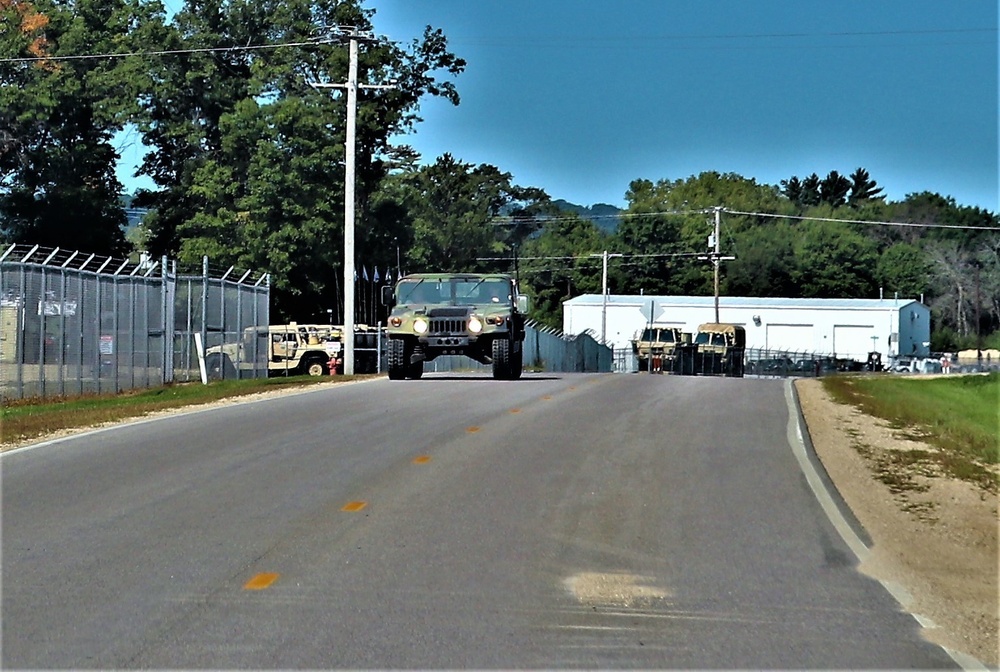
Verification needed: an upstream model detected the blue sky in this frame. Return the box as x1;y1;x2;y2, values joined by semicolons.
120;0;998;212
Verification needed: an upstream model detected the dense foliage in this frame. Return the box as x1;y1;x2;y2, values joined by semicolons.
1;1;997;347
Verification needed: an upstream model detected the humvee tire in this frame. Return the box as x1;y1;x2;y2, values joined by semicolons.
492;338;510;379
387;338;406;380
510;343;523;379
302;356;327;376
407;360;424;379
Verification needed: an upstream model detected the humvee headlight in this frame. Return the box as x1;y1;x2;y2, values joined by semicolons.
468;316;483;334
389;317;402;327
413;318;428;334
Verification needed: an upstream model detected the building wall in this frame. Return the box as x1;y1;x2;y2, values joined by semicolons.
563;296;931;360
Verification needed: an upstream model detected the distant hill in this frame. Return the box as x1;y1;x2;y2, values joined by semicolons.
552;199;621;233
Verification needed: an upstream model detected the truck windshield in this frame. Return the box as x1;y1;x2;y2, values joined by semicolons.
695;332;727;346
641;328;675;342
397;278;510;306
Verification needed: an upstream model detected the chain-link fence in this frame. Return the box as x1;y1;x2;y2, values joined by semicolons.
614;345;1000;378
1;245;269;400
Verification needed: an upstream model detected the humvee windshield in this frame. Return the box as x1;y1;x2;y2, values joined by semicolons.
397;278;512;306
695;332;728;347
640;328;676;343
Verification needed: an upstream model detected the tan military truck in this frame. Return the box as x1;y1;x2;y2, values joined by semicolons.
693;322;746;377
631;324;684;372
382;273;529;380
205;323;343;379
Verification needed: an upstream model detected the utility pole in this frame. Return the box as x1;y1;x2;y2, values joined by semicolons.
310;27;395;375
590;250;622;345
699;207;734;323
713;207;721;323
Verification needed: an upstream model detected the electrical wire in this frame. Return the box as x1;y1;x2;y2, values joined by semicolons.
724;209;1000;231
0;38;332;64
6;26;988;65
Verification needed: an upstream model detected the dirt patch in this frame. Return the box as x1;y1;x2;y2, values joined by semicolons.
795;378;998;667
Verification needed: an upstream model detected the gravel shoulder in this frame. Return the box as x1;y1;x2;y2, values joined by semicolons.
795;377;998;668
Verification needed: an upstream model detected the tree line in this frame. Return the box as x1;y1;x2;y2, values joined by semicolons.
2;0;997;350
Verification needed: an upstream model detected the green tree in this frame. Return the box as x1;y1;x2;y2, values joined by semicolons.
1;0;164;255
792;220;878;297
800;173;822;206
723;223;796;297
618;172;786;295
819;170;851;208
132;0;466;319
520;211;608;328
875;243;931;299
395;153;549;273
847;167;884;206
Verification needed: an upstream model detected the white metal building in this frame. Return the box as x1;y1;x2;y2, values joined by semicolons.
563;295;931;360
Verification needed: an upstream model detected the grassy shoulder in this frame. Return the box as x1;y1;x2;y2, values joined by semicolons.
821;372;999;492
1;375;379;449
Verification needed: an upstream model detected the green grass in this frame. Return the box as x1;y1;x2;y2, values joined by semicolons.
822;372;1000;491
1;375;377;448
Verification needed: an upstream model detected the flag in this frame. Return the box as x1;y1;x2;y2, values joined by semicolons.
373;266;380;284
385;270;392;283
362;265;369;282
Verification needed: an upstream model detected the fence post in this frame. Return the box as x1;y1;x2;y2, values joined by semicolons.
200;256;208;379
161;256;171;384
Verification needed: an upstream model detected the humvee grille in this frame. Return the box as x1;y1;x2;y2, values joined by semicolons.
429;318;465;334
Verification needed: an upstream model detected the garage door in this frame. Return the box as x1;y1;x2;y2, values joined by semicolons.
765;324;812;353
833;325;874;360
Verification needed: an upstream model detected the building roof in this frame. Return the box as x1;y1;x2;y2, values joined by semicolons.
564;295;926;310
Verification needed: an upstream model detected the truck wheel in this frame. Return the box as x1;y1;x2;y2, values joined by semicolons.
492;337;510;379
304;358;327;376
510;344;523;379
407;360;423;379
387;338;406;380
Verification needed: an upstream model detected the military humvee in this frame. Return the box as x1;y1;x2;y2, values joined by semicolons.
693;322;746;377
382;273;529;380
205;323;342;379
631;325;684;372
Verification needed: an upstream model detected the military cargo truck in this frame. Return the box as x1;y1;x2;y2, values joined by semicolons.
631;324;684;372
382;273;529;380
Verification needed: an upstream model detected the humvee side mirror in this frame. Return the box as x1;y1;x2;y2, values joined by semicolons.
381;285;395;307
516;294;530;313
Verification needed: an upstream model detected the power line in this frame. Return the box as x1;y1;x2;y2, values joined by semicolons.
436;27;995;48
9;25;986;65
0;38;333;64
488;208;1000;232
724;210;1000;231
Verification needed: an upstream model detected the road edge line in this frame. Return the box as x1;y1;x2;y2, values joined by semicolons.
783;378;989;672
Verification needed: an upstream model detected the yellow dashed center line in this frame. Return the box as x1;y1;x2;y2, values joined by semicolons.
412;455;432;464
509;408;521;414
244;573;279;590
542;395;552;400
341;501;367;512
466;426;481;433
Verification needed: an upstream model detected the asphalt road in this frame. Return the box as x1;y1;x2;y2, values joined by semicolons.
2;373;957;669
